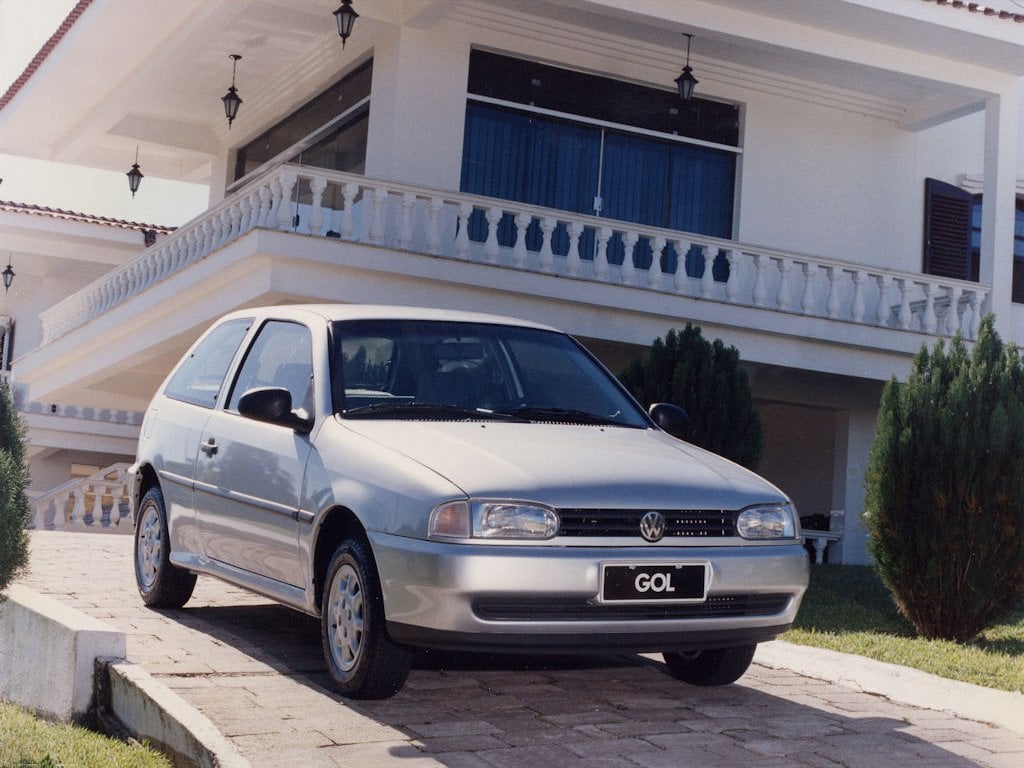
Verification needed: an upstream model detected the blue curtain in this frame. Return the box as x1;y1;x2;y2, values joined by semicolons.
462;105;600;252
461;104;735;276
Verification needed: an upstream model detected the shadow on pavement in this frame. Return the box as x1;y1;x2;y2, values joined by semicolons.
154;600;991;768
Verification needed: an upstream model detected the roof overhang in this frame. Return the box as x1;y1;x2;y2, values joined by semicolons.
1;0;1019;186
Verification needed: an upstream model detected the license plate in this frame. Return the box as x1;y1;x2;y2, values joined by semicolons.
600;562;708;603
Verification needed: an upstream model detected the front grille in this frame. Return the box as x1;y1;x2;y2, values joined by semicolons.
557;508;737;538
474;593;790;622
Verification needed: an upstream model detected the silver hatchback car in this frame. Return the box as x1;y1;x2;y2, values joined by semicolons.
130;304;808;698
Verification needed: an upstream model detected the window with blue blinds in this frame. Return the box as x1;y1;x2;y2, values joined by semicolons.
461;104;736;277
460;51;738;279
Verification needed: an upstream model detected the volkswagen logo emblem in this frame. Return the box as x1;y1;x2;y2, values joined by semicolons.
639;511;666;542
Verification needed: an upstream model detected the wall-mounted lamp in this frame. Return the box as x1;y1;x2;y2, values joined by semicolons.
126;147;144;198
222;54;243;128
334;0;359;48
2;255;14;293
675;33;699;101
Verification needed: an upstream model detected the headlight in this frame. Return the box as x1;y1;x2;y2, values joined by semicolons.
429;500;559;540
736;504;798;540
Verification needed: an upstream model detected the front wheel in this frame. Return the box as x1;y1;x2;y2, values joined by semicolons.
663;645;756;686
134;486;196;608
321;538;410;699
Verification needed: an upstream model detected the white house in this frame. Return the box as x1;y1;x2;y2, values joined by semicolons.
2;0;1023;563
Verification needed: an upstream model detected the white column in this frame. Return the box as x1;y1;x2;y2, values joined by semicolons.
830;409;878;565
980;88;1019;335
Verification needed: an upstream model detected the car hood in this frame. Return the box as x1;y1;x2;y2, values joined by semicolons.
337;420;787;510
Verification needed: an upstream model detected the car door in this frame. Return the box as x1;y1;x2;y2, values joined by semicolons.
148;317;253;550
193;319;315;588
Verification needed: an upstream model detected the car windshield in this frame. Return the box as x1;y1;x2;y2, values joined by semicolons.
332;319;648;428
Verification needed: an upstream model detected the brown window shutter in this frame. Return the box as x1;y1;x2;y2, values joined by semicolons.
923;178;974;281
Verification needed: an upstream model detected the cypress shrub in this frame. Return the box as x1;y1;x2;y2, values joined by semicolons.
864;315;1024;641
0;378;30;591
619;324;763;469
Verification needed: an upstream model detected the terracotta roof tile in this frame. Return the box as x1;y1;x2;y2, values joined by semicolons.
927;0;1024;23
0;0;95;113
0;199;174;233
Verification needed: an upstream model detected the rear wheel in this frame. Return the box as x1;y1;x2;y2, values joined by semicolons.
134;486;196;608
663;645;756;686
321;538;410;699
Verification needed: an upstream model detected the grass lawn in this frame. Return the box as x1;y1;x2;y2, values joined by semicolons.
784;564;1024;694
0;702;172;768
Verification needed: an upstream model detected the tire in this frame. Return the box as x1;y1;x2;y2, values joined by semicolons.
134;486;196;608
321;538;411;699
663;644;756;686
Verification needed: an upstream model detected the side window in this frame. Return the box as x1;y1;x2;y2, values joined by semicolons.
228;321;314;413
164;319;251;408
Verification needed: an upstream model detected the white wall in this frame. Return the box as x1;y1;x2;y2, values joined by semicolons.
350;18;970;280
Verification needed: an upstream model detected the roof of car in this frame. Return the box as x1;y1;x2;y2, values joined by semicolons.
220;304;561;332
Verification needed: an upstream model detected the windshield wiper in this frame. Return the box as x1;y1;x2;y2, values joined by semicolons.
503;406;623;426
343;402;525;421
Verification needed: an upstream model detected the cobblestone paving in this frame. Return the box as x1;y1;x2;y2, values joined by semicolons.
18;532;1024;768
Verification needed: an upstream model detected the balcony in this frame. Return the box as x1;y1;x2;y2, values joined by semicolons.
16;163;990;411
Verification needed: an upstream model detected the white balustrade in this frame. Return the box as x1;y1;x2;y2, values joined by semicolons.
38;163;992;348
29;463;133;533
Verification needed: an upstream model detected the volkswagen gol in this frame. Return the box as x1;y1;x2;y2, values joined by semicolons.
130;305;808;698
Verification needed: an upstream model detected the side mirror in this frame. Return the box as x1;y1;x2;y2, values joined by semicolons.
238;387;313;434
649;402;690;441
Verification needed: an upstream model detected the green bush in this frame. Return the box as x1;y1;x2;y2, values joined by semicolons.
0;378;30;591
619;323;763;469
864;315;1024;641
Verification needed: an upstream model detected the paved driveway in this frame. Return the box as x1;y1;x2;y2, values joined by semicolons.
18;532;1024;768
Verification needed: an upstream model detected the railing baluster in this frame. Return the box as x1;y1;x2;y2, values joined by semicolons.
539;217;555;273
511;213;529;267
874;274;891;326
826;266;841;319
801;262;818;315
595;227;611;280
968;291;982;339
674;240;691;294
776;257;793;311
946;285;962;336
455;203;472;260
483;207;502;264
309;176;328;236
426;197;443;254
566;221;583;276
700;246;715;298
922;283;938;334
752;253;768;307
397;192;416;250
622;231;638;285
341;181;359;239
650;236;666;289
725;250;740;303
368;187;388;244
897;279;913;330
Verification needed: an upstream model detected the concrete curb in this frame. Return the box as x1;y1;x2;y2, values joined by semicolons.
756;639;1024;735
0;584;124;722
1;584;250;768
101;660;252;768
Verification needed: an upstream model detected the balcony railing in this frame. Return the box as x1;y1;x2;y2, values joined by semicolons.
28;463;132;532
39;164;989;346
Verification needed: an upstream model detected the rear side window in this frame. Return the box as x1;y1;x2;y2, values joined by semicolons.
164;319;251;408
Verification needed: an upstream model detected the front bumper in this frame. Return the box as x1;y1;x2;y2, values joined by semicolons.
369;532;809;653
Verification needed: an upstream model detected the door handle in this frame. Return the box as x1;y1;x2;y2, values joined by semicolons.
199;437;218;456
